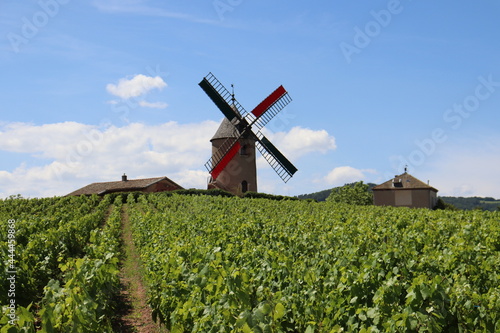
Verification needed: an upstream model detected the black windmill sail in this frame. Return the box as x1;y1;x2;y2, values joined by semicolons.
199;72;297;183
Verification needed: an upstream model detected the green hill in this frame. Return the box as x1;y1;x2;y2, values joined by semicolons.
440;196;500;211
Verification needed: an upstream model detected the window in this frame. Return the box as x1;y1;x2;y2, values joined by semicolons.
241;180;248;193
240;145;248;155
392;179;403;188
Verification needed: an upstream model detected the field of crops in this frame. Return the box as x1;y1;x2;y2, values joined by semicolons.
1;192;499;332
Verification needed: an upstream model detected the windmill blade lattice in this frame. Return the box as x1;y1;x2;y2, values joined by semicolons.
199;72;248;122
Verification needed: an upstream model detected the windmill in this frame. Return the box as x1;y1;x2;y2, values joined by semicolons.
199;72;297;194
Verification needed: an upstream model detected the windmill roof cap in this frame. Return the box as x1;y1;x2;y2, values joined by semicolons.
211;117;239;141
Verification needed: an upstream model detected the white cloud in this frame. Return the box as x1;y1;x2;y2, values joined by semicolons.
106;74;166;99
0;120;218;198
174;170;210;189
256;126;336;172
260;126;337;160
323;166;377;187
0;121;92;159
138;100;168;109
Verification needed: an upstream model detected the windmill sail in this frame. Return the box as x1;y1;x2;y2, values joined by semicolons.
249;86;292;130
199;72;249;122
255;131;297;183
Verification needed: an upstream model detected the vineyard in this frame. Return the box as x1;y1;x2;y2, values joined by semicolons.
1;192;499;332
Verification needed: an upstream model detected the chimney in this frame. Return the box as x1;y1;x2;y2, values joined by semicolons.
122;173;128;181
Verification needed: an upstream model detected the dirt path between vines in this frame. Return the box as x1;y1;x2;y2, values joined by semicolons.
112;204;166;333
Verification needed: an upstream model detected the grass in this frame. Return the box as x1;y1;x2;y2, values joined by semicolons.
112;204;167;333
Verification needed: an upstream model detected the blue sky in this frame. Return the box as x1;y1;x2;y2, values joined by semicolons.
1;0;500;198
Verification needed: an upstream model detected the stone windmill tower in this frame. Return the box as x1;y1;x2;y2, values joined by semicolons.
199;73;297;196
209;117;257;194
